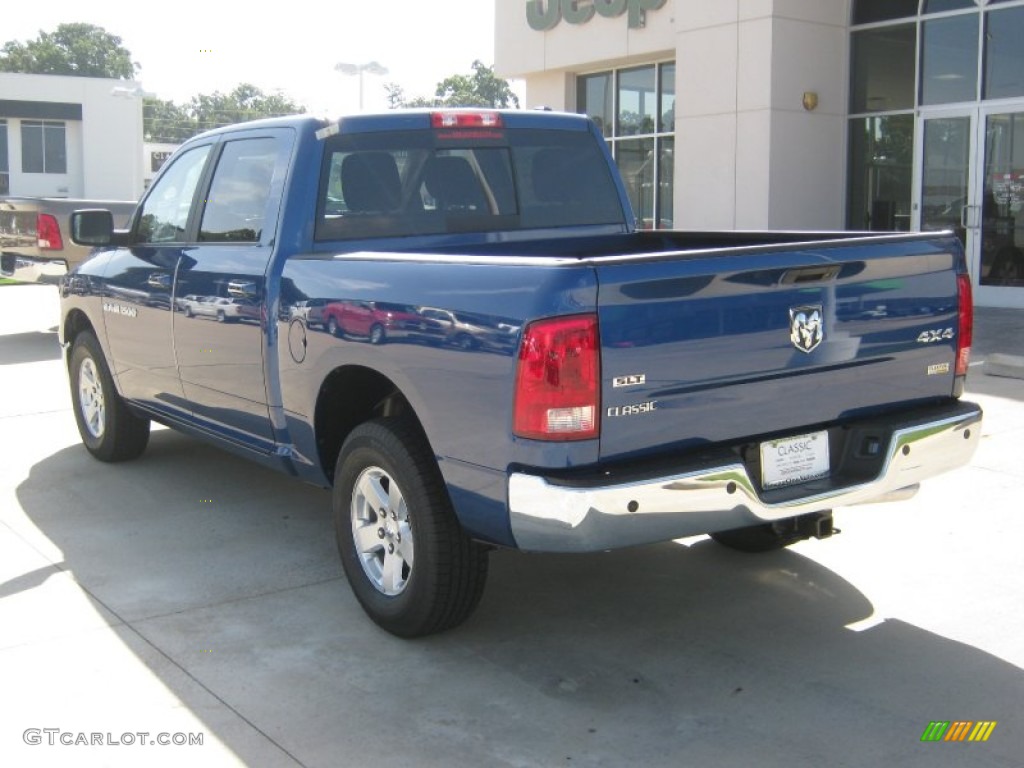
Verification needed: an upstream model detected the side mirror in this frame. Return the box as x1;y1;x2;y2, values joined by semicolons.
70;210;115;246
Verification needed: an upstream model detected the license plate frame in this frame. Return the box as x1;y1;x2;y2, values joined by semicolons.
760;430;830;489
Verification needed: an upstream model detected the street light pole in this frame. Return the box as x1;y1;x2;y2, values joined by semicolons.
334;61;389;111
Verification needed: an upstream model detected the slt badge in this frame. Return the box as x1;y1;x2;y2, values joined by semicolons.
789;305;824;353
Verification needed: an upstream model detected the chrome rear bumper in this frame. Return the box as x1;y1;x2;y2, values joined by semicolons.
508;401;982;552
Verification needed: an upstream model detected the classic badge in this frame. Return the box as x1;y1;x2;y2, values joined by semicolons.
789;305;824;353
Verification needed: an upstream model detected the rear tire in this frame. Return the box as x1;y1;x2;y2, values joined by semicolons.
69;331;150;462
333;417;488;637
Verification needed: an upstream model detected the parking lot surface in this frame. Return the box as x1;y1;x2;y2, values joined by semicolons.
1;284;1021;767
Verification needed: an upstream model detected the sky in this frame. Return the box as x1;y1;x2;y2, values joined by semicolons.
6;0;508;114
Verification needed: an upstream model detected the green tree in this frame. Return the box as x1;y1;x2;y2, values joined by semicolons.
143;84;306;144
387;61;519;109
434;61;520;109
0;23;137;79
142;98;193;143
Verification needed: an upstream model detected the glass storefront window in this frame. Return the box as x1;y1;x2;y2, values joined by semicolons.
847;115;914;231
922;0;975;13
984;6;1024;101
578;62;675;228
658;137;674;229
852;0;918;25
920;14;979;105
616;138;655;228
850;25;916;113
577;73;613;137
617;66;657;136
659;63;675;134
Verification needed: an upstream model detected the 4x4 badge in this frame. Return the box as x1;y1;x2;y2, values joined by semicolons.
790;305;824;353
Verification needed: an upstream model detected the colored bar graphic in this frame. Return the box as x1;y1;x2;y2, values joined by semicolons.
921;721;997;743
945;721;972;741
969;722;998;742
921;722;949;742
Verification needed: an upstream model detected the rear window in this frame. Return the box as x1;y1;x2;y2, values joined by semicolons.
315;128;625;241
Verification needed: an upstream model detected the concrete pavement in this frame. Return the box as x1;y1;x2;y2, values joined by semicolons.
1;284;1021;767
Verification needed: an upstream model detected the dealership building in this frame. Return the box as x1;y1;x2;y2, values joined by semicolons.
0;72;148;201
496;0;1024;308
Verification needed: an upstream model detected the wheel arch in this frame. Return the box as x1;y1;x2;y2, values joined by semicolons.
62;309;99;365
313;364;430;484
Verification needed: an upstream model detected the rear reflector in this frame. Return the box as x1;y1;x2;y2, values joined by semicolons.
955;272;973;377
513;314;600;441
431;112;503;129
37;213;63;251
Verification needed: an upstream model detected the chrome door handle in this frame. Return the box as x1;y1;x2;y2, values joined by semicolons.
147;272;171;289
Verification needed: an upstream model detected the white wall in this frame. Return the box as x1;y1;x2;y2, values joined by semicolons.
0;73;144;201
675;0;849;230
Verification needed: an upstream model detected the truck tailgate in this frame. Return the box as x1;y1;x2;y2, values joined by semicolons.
595;235;964;462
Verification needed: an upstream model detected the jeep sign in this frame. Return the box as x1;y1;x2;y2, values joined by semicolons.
526;0;667;31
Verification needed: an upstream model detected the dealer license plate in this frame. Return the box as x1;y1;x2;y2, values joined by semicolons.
760;430;830;489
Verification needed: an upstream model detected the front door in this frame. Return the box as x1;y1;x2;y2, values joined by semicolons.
101;141;213;418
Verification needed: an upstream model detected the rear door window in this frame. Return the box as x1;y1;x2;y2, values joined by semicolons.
199;137;278;243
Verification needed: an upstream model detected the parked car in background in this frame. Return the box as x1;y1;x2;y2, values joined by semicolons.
415;307;519;352
321;300;423;344
289;298;330;328
176;295;241;322
1;197;136;283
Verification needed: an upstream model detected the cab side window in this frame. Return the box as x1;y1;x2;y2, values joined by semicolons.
199;138;277;243
136;145;212;244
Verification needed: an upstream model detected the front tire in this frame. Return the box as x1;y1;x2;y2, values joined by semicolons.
69;331;150;462
333;417;488;637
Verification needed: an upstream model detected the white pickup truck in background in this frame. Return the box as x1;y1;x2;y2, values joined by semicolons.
1;197;136;284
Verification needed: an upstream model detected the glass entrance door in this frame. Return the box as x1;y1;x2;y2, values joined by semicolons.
917;107;1024;308
977;108;1024;302
917;112;976;248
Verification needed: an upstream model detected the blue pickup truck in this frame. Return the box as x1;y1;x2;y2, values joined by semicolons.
60;110;982;637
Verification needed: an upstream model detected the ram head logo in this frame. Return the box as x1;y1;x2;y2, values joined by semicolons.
789;305;824;353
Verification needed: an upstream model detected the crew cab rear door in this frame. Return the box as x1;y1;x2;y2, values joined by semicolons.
172;128;293;449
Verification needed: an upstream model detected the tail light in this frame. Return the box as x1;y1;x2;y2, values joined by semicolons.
37;213;63;251
955;272;973;379
513;314;600;441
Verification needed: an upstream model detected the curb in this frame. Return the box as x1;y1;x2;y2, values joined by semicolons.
984;353;1024;380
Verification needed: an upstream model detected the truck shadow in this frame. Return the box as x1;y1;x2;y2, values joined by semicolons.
0;329;61;365
13;431;1024;767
